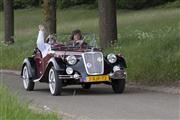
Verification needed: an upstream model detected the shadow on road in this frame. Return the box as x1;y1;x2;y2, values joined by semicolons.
33;85;146;96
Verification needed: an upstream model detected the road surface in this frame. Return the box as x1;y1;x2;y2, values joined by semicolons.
0;72;179;120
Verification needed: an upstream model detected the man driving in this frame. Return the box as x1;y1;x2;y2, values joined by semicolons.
68;29;88;47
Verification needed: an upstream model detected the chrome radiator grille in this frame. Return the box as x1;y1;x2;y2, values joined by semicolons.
82;52;104;75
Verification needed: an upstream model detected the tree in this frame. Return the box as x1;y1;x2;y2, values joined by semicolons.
98;0;117;48
4;0;14;44
43;0;57;35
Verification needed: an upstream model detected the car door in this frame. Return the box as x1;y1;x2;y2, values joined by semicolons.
34;49;44;78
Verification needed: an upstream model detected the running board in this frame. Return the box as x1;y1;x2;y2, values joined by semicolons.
20;75;42;82
33;78;41;82
33;75;43;82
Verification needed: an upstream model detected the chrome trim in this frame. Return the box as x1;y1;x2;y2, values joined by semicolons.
109;70;127;79
33;75;43;82
33;79;41;82
59;75;81;79
82;52;104;75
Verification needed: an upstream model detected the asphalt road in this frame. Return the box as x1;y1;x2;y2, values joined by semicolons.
0;72;179;120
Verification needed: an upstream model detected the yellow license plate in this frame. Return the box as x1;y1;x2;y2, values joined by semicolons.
86;75;110;82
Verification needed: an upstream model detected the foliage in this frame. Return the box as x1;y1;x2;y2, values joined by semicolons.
57;0;96;9
0;0;178;10
117;0;146;9
13;0;40;9
116;0;177;9
156;0;180;8
0;0;40;10
0;85;60;120
13;0;29;9
57;0;178;9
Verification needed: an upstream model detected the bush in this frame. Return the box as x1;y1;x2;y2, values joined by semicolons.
0;0;178;10
116;0;177;9
57;0;177;9
13;0;28;9
14;0;40;9
57;0;72;9
57;0;96;9
117;0;146;9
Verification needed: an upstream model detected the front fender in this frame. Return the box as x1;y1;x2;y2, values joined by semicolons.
21;57;36;79
117;56;127;68
47;57;65;71
40;57;65;82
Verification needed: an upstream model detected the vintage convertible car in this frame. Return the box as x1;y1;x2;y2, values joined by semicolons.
21;34;127;95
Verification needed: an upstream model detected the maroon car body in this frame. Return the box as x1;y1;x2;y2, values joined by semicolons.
21;38;127;96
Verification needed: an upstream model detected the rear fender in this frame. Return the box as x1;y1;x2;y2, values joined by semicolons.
21;58;36;79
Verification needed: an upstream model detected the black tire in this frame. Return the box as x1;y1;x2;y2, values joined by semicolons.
22;65;35;91
48;66;62;96
81;83;91;89
111;79;125;93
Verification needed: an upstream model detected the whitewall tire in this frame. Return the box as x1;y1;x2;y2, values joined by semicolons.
22;65;34;91
48;67;62;96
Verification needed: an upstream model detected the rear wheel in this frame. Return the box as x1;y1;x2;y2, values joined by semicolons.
48;67;62;96
22;65;35;91
81;83;91;89
111;79;125;93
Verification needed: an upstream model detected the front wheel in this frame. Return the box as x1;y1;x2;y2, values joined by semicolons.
22;65;35;91
48;67;62;96
111;79;125;93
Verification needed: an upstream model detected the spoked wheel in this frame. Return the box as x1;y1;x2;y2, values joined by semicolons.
111;79;125;93
81;83;91;89
22;65;34;91
48;67;62;96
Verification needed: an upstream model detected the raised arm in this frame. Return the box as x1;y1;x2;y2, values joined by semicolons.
36;25;45;51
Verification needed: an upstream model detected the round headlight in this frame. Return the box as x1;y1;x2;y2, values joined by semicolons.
107;53;117;63
66;55;77;65
66;67;73;75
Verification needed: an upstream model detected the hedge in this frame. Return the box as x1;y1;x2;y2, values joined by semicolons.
0;0;177;11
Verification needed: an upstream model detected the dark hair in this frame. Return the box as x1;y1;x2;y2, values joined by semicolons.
70;29;82;40
46;34;56;44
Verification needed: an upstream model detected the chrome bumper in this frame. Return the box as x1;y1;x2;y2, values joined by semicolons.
109;70;127;79
59;75;81;79
59;70;126;80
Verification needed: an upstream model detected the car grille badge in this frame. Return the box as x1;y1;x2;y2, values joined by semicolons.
87;63;92;68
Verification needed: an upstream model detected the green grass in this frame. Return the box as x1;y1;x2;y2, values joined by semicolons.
0;6;179;85
0;85;60;120
112;8;180;85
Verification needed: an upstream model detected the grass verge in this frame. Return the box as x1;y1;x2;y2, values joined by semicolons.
0;85;60;120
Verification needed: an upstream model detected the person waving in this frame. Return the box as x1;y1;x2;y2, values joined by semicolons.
36;25;51;58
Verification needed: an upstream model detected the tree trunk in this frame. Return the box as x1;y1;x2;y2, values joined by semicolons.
98;0;117;48
49;0;56;34
4;0;14;44
43;0;56;35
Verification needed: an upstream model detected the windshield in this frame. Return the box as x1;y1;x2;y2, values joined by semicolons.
56;33;98;48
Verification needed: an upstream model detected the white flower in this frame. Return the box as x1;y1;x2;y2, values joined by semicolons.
43;105;50;111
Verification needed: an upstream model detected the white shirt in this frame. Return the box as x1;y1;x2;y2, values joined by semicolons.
36;31;51;58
